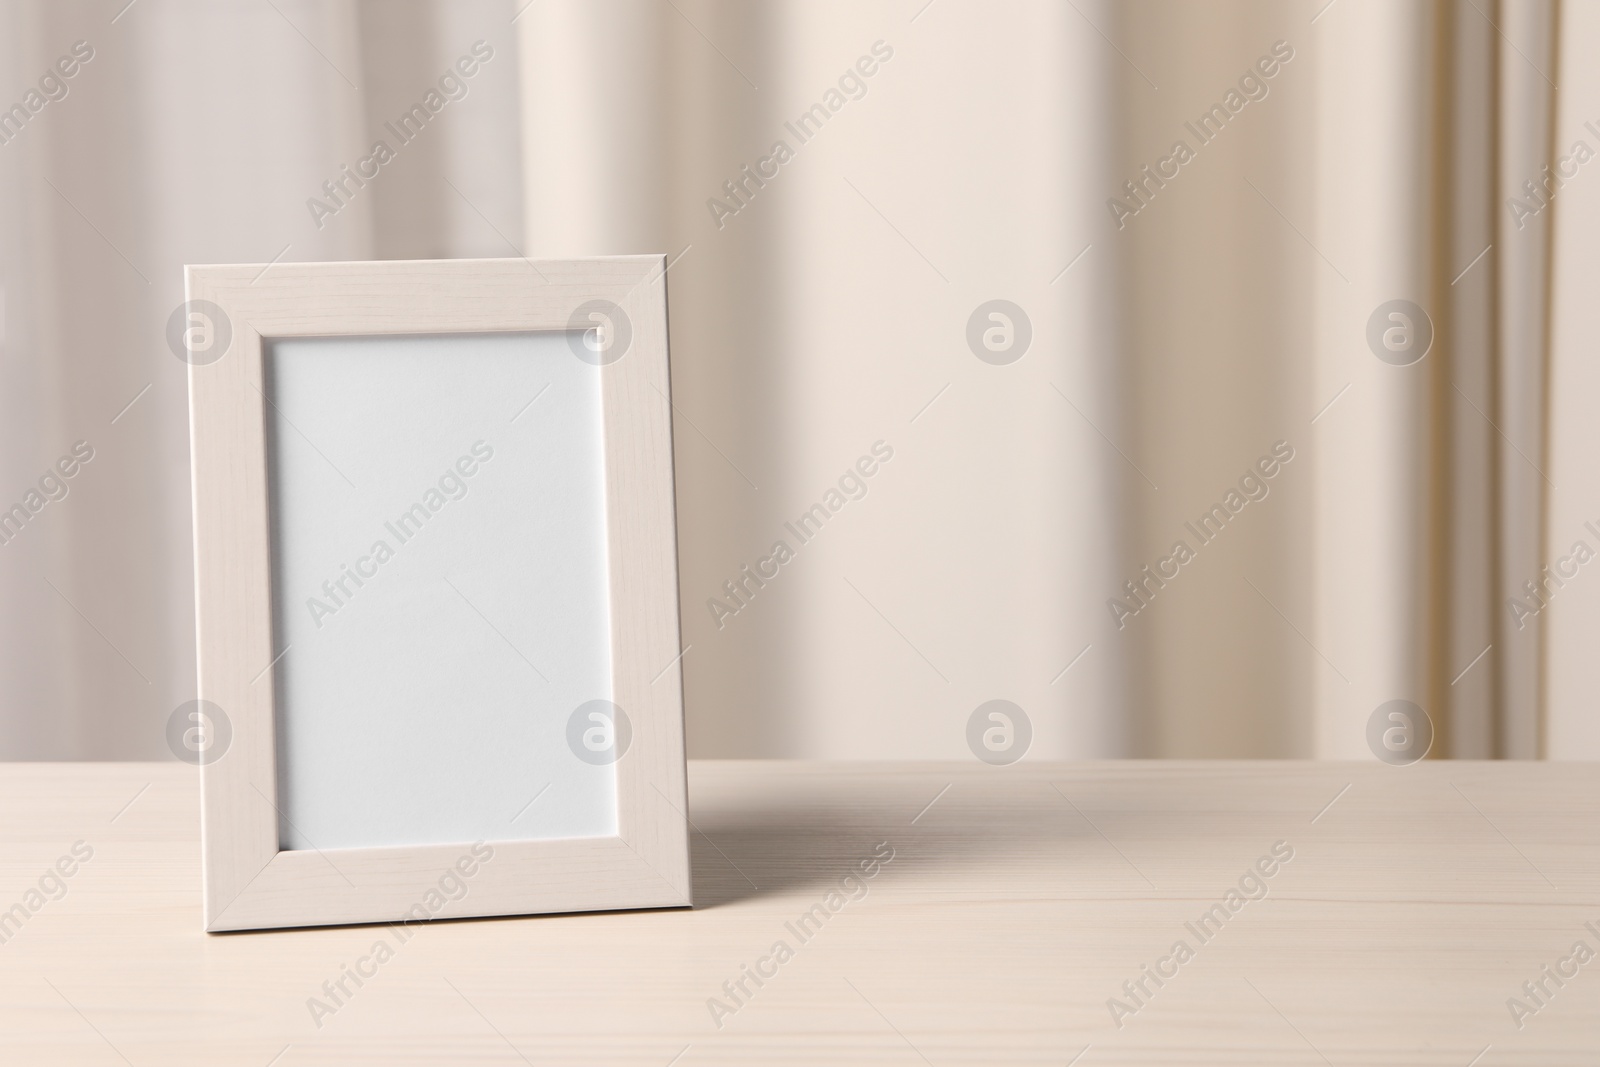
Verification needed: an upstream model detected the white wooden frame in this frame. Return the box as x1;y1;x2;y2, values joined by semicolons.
186;256;691;932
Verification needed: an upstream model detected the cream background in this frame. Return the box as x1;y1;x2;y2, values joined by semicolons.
0;0;1581;760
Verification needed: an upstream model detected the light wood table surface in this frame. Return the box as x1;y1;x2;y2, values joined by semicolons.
0;760;1596;1064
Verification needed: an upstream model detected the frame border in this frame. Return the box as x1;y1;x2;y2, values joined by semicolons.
186;256;691;932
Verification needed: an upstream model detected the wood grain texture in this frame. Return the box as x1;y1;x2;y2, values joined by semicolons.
1;760;1597;1064
185;257;690;931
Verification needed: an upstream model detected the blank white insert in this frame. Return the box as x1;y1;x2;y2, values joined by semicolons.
263;331;615;851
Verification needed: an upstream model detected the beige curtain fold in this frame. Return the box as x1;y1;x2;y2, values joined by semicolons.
1544;0;1600;757
1492;0;1559;758
1310;0;1561;760
1312;0;1558;759
1115;0;1558;759
1113;1;1315;757
1312;0;1453;759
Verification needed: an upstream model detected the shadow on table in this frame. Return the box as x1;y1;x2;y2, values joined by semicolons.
688;778;1097;910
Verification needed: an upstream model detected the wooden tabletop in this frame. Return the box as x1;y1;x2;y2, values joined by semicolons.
0;760;1595;1065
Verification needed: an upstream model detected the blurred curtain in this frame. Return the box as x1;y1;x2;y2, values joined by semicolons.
521;0;1566;760
0;0;522;758
1308;0;1558;759
0;0;1582;761
1112;0;1560;759
518;0;1127;759
1545;0;1600;758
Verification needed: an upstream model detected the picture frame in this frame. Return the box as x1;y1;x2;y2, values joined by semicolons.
184;256;691;932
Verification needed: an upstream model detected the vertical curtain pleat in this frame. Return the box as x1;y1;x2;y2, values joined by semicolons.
1494;0;1558;758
